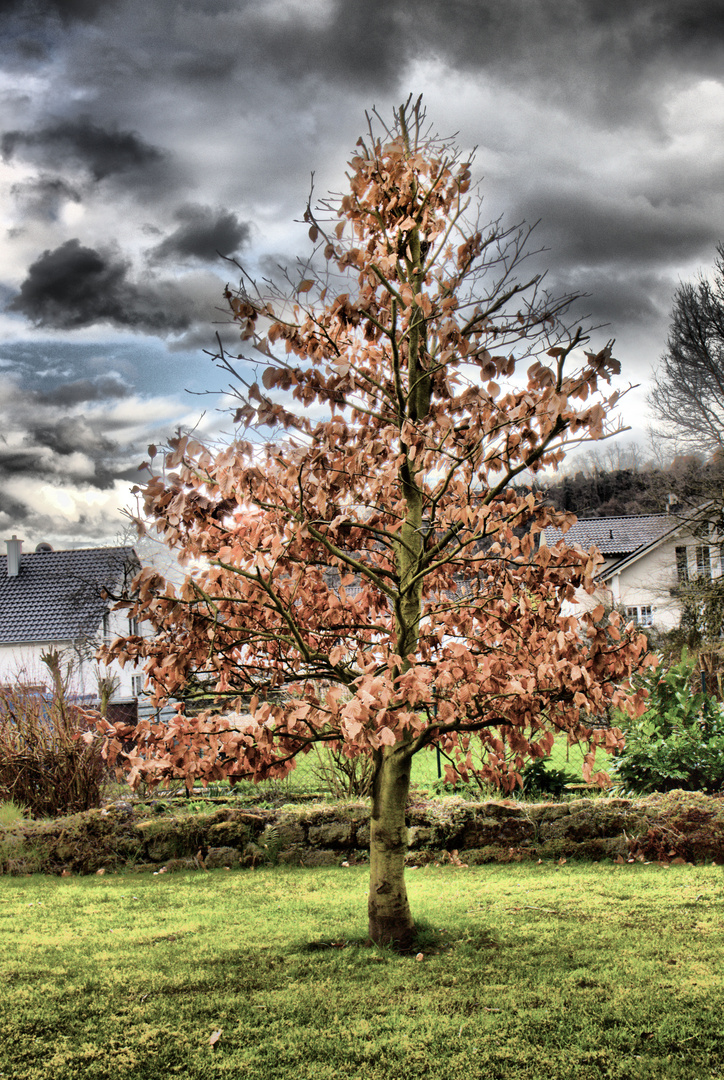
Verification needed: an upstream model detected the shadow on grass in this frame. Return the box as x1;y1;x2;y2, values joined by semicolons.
297;921;500;957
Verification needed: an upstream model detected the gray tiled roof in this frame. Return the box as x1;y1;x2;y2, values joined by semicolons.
0;546;138;644
543;515;673;556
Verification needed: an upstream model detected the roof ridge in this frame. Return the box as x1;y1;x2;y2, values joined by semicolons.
0;545;136;556
573;513;669;523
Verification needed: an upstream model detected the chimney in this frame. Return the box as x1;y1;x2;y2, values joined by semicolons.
6;535;22;577
666;493;680;514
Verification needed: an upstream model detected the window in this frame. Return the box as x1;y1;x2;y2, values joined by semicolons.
131;675;144;697
676;546;689;583
696;545;713;581
128;616;139;635
626;605;654;627
102;612;110;642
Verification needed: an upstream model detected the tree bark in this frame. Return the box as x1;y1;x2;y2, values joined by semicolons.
368;746;415;949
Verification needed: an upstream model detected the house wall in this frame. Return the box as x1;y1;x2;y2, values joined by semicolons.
0;606;143;700
606;537;683;631
572;532;723;631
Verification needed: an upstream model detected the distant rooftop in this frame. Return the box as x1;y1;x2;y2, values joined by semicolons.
0;545;138;644
543;514;673;556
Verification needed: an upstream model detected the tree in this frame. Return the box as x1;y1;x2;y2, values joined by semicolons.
650;247;724;457
649;250;724;644
98;98;650;948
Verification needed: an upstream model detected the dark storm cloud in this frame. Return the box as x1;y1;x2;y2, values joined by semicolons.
0;490;33;523
9;240;139;330
235;0;403;89
34;374;130;406
29;415;114;459
0;441;117;492
545;265;673;330
1;118;164;182
143;0;724;109
0;374;142;508
0;0;124;28
150;204;250;264
8;239;213;335
0;447;46;477
404;0;724;81
524;189;717;269
10;175;81;221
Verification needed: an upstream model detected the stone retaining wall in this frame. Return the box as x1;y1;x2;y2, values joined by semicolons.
2;790;723;875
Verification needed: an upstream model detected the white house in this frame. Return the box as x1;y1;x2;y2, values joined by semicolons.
543;507;722;631
0;535;144;705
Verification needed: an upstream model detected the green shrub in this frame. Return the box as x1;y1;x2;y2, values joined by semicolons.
613;652;724;794
518;756;581;799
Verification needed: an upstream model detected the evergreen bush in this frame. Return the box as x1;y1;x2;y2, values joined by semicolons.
613;652;724;794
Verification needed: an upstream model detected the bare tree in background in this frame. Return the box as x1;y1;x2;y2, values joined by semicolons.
648;248;724;646
650;246;724;456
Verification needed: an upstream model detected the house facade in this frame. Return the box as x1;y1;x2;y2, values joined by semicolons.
0;535;144;702
543;508;722;631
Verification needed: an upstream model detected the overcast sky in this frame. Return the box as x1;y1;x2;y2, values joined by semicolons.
1;0;723;548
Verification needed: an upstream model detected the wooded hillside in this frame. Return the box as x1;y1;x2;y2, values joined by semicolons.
544;451;724;518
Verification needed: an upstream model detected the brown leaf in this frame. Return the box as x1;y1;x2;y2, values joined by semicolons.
297;279;315;293
209;1029;222;1048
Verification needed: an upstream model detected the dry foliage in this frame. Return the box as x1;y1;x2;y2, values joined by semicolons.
0;655;107;818
95;98;652;944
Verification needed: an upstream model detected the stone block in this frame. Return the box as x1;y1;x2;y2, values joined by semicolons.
145;835;180;863
354;823;370;848
308;823;351;848
205;846;241;869
208;820;255;847
263;821;305;846
407;826;433;849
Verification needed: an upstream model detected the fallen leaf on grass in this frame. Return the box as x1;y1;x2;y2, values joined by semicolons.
209;1029;222;1048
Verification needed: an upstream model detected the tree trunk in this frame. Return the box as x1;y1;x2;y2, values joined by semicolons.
368;746;415;949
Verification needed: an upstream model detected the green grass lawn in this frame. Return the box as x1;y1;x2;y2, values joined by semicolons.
407;734;611;789
240;735;613;799
1;861;723;1080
